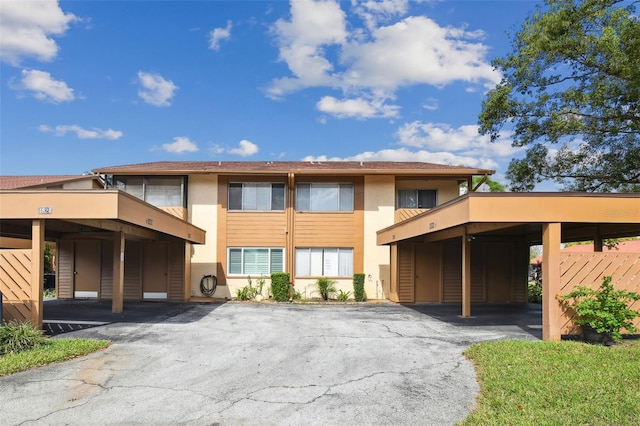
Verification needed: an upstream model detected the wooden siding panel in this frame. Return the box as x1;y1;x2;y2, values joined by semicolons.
559;253;640;334
395;208;428;223
227;212;287;246
160;206;188;220
57;240;74;299
124;241;142;300
442;240;462;302
294;213;356;246
398;244;414;303
101;240;113;299
471;244;484;302
0;249;32;322
168;241;185;301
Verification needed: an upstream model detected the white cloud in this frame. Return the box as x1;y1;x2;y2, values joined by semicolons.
228;140;259;157
39;124;122;140
0;0;77;65
267;1;500;117
14;69;74;103
395;122;521;158
137;71;178;107
161;136;199;153
209;21;232;50
422;97;439;111
316;95;399;119
303;148;498;170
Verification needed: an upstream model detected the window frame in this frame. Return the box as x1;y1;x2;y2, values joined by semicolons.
295;247;354;278
396;189;437;209
228;182;286;211
227;247;285;276
295;183;354;212
109;175;187;207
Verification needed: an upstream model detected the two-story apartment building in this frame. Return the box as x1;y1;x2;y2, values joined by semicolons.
85;161;492;301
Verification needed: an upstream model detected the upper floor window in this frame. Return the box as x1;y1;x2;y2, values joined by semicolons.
397;189;437;209
229;183;285;211
110;175;186;207
296;183;353;212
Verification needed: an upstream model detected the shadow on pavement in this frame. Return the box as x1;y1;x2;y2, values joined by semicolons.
404;303;543;339
43;299;224;336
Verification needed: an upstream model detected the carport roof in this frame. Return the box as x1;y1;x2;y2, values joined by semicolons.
0;190;205;244
377;192;640;245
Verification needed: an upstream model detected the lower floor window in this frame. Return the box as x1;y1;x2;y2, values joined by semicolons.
295;248;353;277
228;248;284;275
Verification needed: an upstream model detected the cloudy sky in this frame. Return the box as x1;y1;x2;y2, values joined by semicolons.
0;0;538;185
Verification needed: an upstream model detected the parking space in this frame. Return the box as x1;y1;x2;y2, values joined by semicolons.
2;301;540;425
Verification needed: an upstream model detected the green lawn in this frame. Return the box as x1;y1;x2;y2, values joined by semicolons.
462;339;640;425
0;338;110;376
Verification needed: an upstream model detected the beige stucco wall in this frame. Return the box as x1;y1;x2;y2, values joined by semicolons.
395;179;461;205
188;174;225;297
363;175;395;299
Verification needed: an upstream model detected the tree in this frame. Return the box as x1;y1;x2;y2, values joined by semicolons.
479;0;640;192
461;176;506;193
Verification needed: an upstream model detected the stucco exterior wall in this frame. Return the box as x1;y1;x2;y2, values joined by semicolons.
363;175;395;299
188;174;221;297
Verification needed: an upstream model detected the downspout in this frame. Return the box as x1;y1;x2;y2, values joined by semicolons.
287;173;295;284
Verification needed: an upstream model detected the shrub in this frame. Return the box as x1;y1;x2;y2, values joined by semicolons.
235;276;267;301
271;272;290;302
315;277;337;301
0;321;47;355
528;281;542;303
336;289;351;302
353;273;365;302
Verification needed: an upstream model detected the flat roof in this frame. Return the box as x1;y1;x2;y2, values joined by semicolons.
0;175;103;190
0;190;205;244
93;160;494;177
378;192;640;245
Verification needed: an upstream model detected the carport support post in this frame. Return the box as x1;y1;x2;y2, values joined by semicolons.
462;234;471;317
542;223;561;341
31;220;45;328
112;231;125;313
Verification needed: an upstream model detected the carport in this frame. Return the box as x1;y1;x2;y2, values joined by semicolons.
377;192;640;340
0;190;205;328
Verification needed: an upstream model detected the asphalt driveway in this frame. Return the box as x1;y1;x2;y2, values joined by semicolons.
1;302;540;425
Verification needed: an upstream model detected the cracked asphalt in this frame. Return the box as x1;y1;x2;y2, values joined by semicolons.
0;302;540;425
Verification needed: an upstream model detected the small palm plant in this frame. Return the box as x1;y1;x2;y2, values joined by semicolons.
315;277;337;301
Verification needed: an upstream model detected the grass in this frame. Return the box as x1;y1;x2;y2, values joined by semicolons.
0;338;110;376
462;339;640;425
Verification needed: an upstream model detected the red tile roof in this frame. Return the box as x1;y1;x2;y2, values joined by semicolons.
93;161;494;176
0;175;98;190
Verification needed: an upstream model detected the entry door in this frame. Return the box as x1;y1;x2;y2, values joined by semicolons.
74;240;101;298
142;242;168;299
414;244;442;302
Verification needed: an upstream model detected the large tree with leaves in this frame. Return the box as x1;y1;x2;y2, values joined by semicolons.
479;0;639;191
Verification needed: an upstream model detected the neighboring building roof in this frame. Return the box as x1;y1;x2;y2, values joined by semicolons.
93;161;494;177
531;239;640;264
0;175;103;190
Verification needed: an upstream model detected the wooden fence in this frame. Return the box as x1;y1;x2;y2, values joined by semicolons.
558;252;640;334
0;249;33;323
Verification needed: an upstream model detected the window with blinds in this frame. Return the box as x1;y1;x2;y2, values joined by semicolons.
295;248;353;277
228;183;285;211
396;189;437;209
228;248;284;275
296;183;353;211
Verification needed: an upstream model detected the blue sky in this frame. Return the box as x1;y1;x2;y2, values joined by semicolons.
0;0;539;185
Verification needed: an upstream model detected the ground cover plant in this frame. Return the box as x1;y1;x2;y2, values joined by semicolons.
462;339;640;425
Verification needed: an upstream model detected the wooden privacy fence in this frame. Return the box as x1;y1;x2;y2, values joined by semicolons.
558;252;640;335
0;249;33;323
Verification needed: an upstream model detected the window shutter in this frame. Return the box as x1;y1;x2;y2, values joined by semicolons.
229;249;242;274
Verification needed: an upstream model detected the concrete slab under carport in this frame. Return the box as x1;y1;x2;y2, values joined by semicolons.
378;192;640;341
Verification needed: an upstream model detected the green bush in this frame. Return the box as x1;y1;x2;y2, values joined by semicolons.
0;321;47;355
270;272;290;302
528;281;542;303
315;277;337;301
353;273;365;302
336;289;351;302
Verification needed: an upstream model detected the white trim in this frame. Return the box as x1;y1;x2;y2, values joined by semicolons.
143;292;168;300
74;291;98;299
